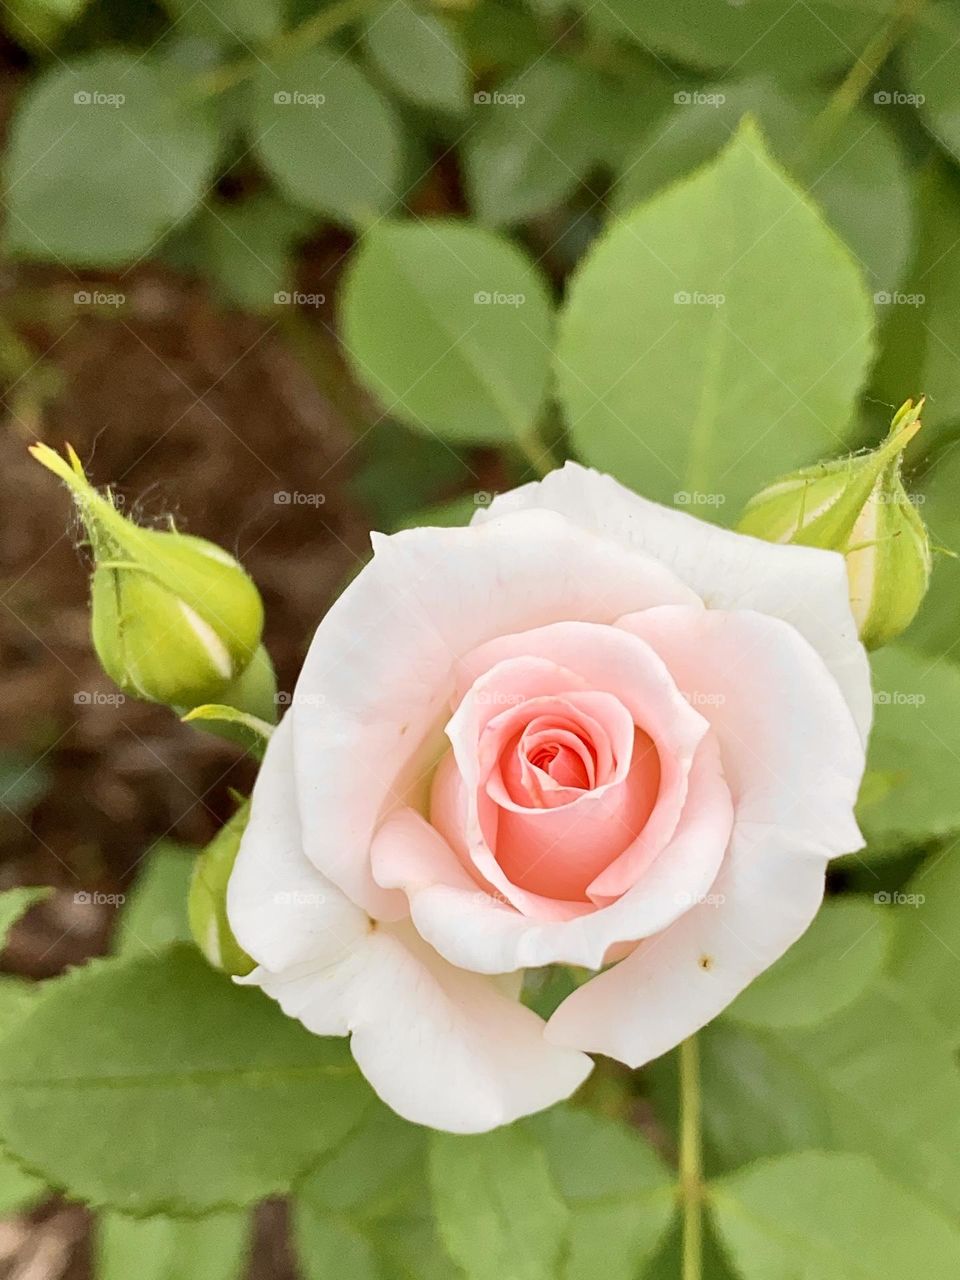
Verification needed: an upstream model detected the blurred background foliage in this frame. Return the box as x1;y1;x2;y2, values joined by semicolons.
1;0;960;1276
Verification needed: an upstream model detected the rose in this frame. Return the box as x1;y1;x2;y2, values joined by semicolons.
228;463;869;1133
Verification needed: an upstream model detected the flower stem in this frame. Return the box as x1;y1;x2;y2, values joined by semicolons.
193;0;382;96
679;1035;703;1280
803;0;928;155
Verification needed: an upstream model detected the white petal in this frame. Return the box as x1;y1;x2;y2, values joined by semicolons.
227;714;369;973
617;606;865;854
544;832;827;1066
291;508;699;917
244;921;592;1133
372;733;733;973
472;462;872;743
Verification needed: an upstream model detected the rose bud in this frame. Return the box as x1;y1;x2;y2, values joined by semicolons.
30;442;267;707
189;802;255;976
737;398;931;649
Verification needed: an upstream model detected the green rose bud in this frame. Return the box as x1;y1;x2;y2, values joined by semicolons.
738;398;931;649
188;801;254;976
31;442;265;707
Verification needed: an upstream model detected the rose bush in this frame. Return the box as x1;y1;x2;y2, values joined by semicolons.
228;463;870;1133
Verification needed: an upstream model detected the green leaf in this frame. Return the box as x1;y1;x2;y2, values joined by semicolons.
712;1151;960;1279
700;982;960;1219
869;161;960;439
392;493;480;531
464;59;625;226
247;48;403;226
0;1155;45;1215
195;194;314;313
725;898;893;1030
295;1106;458;1280
112;843;193;959
614;78;913;292
347;418;471;530
890;849;960;1048
429;1126;569;1280
0;750;52;817
857;645;960;853
0;946;370;1213
341;219;554;444
584;0;898;80
181;703;274;757
162;0;282;44
904;4;960;166
904;442;960;659
461;0;541;76
0;887;51;951
555;121;874;514
4;53;221;266
96;1209;251;1280
364;1;469;115
525;1108;674;1280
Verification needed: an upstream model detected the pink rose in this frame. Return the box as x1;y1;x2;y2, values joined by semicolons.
228;464;870;1133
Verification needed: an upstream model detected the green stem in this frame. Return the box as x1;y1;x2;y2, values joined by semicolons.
679;1035;703;1280
803;0;928;156
193;0;383;96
